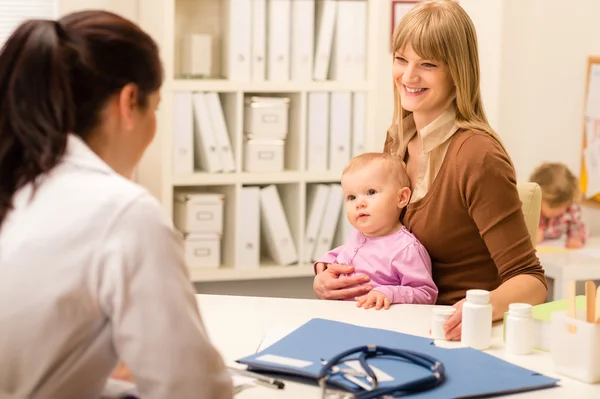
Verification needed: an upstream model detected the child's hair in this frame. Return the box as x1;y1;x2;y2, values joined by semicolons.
529;162;580;207
342;152;410;189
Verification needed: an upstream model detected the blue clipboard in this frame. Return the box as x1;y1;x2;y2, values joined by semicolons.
237;318;559;398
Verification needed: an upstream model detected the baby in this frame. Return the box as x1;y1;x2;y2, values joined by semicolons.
529;162;587;249
316;152;437;310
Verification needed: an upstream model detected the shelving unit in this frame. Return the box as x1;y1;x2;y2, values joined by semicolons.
137;0;383;284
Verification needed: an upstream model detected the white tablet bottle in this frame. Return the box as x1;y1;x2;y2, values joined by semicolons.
505;303;533;355
461;289;492;350
431;307;456;340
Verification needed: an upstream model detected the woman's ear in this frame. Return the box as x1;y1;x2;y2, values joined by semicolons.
398;186;411;208
117;83;139;132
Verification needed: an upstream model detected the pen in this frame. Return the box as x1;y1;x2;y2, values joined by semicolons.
228;367;285;390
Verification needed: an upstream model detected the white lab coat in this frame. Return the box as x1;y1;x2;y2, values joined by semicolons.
0;135;233;399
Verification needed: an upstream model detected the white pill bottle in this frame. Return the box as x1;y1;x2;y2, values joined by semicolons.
505;303;534;355
461;289;493;350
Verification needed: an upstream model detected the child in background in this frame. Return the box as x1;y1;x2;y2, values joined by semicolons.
315;152;437;310
529;162;587;248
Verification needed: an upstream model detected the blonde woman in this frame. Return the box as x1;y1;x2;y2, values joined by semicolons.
313;0;547;341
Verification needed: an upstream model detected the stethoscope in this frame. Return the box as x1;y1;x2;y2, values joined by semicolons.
317;345;445;399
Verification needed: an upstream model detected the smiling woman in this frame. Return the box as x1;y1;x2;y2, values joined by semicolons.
313;0;547;342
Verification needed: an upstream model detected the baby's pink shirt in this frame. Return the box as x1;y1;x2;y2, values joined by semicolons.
317;226;437;304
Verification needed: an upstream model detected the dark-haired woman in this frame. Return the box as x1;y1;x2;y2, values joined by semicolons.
0;11;232;399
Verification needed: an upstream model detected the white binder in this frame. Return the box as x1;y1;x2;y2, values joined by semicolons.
312;184;344;261
328;92;352;172
313;0;337;81
306;92;329;171
330;0;354;80
222;0;252;80
304;184;330;263
352;92;366;157
204;92;236;172
290;0;315;81
172;91;194;175
235;186;260;269
351;0;368;81
260;185;298;265
192;92;222;172
267;0;291;81
251;0;267;81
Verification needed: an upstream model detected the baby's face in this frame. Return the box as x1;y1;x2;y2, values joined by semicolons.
341;163;403;236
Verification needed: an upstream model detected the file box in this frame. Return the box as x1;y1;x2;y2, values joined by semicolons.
243;139;284;172
183;232;220;269
243;96;290;139
173;193;224;234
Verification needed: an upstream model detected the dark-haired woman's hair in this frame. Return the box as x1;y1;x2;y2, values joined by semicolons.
0;10;163;226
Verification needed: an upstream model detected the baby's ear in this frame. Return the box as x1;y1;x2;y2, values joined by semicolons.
398;187;411;208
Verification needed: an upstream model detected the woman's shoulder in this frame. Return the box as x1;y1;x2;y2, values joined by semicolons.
447;129;511;170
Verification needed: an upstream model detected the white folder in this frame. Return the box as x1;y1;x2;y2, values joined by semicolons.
306;92;329;171
260;185;298;265
329;0;354;80
235;186;260;269
352;92;366;157
290;0;315;81
204;92;236;172
313;0;337;81
172;91;194;175
351;0;367;81
267;0;291;81
312;184;344;261
251;0;267;81
222;0;252;80
192;92;222;172
329;92;352;172
304;184;330;262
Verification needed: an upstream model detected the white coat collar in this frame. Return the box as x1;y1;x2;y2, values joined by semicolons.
62;134;114;175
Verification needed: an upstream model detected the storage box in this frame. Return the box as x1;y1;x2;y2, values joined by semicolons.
178;34;212;78
244;139;284;172
243;96;290;138
550;310;600;383
184;232;220;269
173;193;224;234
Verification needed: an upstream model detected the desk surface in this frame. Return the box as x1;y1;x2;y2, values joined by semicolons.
196;294;600;398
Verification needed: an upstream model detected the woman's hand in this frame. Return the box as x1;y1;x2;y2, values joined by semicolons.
313;263;371;300
443;298;465;341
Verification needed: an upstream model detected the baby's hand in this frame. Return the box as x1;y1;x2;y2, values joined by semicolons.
355;290;391;310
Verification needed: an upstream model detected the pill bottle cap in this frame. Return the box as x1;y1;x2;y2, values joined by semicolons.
466;289;490;305
508;302;533;317
432;306;456;318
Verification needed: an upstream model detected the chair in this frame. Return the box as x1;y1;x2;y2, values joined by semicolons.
517;182;542;245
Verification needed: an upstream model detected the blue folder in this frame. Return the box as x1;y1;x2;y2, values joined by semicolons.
237;318;559;398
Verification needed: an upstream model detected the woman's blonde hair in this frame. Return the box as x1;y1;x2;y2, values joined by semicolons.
387;0;506;157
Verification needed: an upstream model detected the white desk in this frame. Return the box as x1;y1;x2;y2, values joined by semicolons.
537;237;600;301
196;294;600;398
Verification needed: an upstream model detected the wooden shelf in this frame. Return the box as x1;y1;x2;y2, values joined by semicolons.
188;263;315;283
168;79;370;93
172;171;341;186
